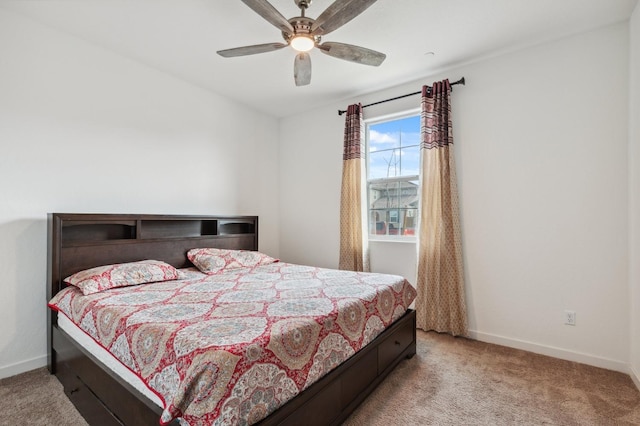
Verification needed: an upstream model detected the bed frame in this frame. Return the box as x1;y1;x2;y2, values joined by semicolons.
48;213;416;426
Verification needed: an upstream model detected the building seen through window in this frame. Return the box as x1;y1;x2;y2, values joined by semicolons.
367;113;420;237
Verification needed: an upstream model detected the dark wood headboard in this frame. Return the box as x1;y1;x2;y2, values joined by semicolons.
47;213;258;302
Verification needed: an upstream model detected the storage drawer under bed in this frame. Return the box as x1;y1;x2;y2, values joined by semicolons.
378;312;416;373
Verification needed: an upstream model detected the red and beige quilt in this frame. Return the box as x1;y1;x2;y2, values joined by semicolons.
48;262;416;425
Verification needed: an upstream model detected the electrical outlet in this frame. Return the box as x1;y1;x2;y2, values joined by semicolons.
564;310;576;326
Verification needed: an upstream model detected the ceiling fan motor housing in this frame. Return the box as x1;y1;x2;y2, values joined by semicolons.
282;17;321;45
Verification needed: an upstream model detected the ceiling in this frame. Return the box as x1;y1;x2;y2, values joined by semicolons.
1;0;637;118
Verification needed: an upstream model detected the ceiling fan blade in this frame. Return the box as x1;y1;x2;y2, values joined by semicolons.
241;0;294;33
318;42;386;66
311;0;378;35
217;42;287;58
294;52;312;86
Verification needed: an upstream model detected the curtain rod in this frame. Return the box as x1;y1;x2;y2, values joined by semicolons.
337;77;465;116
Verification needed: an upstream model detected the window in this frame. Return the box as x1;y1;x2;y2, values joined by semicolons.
367;113;420;238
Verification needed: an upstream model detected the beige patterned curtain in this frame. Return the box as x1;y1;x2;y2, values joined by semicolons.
339;104;370;272
416;80;468;336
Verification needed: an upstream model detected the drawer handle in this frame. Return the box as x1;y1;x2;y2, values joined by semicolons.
69;388;79;394
394;340;401;345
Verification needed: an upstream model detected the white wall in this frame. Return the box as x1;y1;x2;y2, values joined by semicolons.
629;3;640;389
280;23;631;372
0;9;280;378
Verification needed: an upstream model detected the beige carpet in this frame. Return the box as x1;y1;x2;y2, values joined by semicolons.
0;366;87;426
1;331;639;425
345;331;640;425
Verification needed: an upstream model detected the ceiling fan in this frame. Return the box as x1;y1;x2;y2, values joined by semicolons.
217;0;386;86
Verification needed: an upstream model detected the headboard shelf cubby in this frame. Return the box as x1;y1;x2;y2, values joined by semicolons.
138;219;220;239
219;219;256;235
61;221;137;245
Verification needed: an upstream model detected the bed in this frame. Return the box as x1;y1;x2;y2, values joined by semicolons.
47;213;417;425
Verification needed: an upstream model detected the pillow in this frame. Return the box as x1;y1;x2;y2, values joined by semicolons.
64;260;180;295
187;248;278;275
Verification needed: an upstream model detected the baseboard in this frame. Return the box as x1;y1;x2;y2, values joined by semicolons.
631;364;640;392
0;354;47;380
468;329;629;374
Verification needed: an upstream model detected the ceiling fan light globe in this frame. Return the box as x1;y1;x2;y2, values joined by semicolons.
290;36;314;52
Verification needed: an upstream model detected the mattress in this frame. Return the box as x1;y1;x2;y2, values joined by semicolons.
58;313;164;407
50;263;416;425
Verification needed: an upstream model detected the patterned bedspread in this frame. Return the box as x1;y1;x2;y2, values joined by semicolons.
48;262;416;425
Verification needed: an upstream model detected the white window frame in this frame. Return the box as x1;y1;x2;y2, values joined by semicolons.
365;109;421;242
